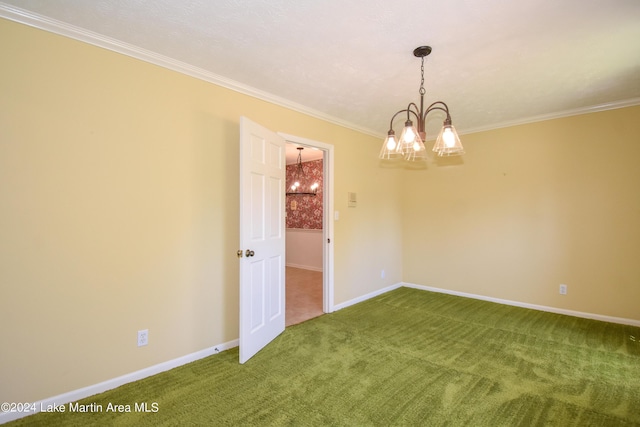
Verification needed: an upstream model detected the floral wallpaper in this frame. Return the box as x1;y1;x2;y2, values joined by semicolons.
286;159;323;229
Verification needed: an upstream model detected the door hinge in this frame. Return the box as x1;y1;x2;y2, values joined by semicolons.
237;250;243;258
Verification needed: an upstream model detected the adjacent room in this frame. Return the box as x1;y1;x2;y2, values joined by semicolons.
285;143;325;327
1;1;639;425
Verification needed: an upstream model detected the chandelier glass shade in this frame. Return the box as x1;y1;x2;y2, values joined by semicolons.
286;147;319;196
379;46;464;161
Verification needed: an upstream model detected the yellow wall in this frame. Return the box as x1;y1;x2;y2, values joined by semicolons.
0;19;404;403
402;106;640;320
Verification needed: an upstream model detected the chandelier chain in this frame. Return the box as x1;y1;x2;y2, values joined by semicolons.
419;57;426;95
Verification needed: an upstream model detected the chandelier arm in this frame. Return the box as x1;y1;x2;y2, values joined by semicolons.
423;105;448;116
424;100;450;111
406;103;421;121
423;104;452;123
388;103;422;131
388;109;408;130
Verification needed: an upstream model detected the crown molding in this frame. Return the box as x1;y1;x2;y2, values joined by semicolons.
0;3;381;138
458;97;640;136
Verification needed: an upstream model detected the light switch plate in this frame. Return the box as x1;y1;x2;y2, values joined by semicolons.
348;192;357;207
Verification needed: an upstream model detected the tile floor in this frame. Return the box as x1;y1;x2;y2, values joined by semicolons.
285;266;323;326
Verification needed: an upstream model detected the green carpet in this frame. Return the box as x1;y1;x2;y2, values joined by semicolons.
10;288;640;426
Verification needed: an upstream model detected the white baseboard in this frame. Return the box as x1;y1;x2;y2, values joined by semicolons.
403;282;640;327
0;339;239;425
333;283;403;311
285;263;323;272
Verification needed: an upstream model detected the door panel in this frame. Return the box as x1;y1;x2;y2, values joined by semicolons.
239;117;286;363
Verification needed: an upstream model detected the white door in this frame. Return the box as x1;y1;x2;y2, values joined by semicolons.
239;116;286;364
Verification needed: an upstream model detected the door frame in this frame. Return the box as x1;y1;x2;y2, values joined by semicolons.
279;132;335;314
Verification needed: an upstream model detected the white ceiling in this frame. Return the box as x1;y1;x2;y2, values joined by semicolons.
2;0;639;143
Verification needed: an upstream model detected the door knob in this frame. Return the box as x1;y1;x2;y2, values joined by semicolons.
245;249;255;257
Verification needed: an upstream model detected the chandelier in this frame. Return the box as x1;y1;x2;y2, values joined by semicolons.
286;147;319;196
379;46;464;161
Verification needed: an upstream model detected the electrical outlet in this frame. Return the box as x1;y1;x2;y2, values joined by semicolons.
137;329;148;347
559;284;567;295
381;269;385;279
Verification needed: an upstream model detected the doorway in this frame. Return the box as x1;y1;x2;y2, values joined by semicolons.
284;142;324;326
280;133;334;326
